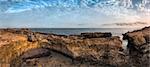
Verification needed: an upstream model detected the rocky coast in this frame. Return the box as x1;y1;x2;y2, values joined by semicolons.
0;26;149;67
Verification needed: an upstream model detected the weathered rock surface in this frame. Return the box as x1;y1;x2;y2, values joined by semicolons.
46;36;127;66
123;26;150;67
21;48;51;60
0;26;149;67
0;28;128;67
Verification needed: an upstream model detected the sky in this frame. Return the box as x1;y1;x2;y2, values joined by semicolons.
0;0;150;28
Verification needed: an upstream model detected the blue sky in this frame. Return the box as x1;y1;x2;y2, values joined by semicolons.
0;0;149;28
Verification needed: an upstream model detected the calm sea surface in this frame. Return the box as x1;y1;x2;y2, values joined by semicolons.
30;28;138;36
30;28;139;48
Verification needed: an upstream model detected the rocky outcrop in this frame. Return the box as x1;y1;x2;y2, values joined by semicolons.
123;26;150;67
46;36;126;66
80;32;112;38
0;26;149;67
0;28;128;67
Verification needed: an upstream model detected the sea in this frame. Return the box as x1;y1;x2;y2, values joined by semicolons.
30;28;139;48
30;28;138;35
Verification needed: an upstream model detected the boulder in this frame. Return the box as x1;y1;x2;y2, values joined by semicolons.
27;33;37;42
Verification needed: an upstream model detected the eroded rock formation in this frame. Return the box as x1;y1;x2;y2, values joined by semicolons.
123;26;150;67
0;29;127;67
0;26;149;67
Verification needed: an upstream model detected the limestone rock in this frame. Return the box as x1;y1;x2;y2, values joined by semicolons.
123;26;150;67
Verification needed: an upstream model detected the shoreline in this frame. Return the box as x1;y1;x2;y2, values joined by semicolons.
0;26;149;67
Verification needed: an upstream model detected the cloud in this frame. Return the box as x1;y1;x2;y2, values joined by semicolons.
101;22;149;28
0;0;150;28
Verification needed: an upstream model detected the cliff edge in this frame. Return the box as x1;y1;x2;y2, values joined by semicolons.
123;26;150;67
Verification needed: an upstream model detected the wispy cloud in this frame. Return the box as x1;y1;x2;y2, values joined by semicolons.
0;0;149;28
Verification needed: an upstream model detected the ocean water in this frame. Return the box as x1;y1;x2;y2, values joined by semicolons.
30;28;137;36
